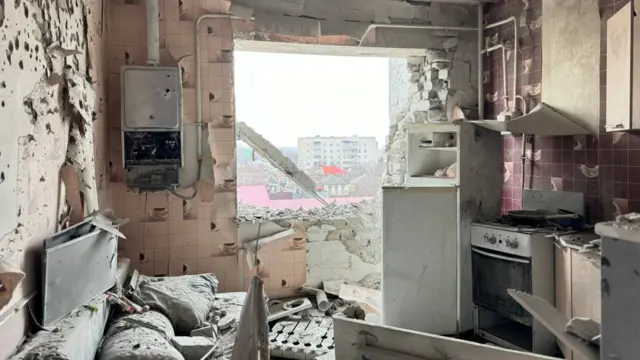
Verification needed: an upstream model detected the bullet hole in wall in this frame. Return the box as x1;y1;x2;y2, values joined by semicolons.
18;60;23;69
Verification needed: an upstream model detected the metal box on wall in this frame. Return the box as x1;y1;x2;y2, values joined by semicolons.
120;66;184;190
121;66;182;131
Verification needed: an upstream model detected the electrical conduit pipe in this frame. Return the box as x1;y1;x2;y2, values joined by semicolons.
146;0;160;65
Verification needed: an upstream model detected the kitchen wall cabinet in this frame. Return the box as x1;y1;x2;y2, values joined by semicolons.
554;245;601;360
606;1;640;132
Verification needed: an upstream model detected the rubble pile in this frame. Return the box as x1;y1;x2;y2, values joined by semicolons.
236;201;372;222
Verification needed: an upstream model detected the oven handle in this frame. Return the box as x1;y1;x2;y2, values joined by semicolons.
472;248;530;264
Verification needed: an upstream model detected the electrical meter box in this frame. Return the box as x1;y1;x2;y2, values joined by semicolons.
121;66;183;190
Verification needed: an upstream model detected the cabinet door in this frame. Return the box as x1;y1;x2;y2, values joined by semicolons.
606;2;633;132
570;252;601;360
555;246;573;360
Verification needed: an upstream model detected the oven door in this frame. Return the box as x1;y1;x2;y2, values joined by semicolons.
472;247;532;323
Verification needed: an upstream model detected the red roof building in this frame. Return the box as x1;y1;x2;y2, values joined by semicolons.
319;166;348;175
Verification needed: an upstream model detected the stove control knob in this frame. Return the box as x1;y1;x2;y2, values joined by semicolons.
510;240;519;249
483;234;490;243
489;236;497;244
504;239;512;247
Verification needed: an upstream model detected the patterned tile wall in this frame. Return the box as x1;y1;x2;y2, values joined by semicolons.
485;0;640;223
106;0;306;295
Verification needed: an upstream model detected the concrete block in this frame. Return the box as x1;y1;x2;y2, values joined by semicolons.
409;83;424;93
425;69;439;81
412;99;441;112
424;81;442;92
410;72;422;83
172;336;216;360
438;68;450;80
190;325;217;338
409;92;422;102
426;49;448;62
407;56;424;66
442;37;458;50
428;109;447;123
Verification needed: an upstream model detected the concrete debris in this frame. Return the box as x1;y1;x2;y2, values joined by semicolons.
268;297;313;322
190;325;218;339
614;212;640;229
338;284;381;315
322;280;345;296
47;42;83;58
172;336;216;360
269;318;334;359
236;201;367;222
0;256;25;311
565;317;600;344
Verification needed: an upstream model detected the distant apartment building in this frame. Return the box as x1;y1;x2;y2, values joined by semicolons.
298;136;378;170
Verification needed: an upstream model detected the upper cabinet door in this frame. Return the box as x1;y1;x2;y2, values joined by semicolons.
606;2;634;132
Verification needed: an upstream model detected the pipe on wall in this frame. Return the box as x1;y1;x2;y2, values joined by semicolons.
477;4;484;119
481;44;509;111
484;17;518;113
195;14;243;172
146;0;160;65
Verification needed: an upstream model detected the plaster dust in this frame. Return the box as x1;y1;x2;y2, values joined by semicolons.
135;274;220;333
100;311;184;360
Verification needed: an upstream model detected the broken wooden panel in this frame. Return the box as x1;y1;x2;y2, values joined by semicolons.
334;317;558;360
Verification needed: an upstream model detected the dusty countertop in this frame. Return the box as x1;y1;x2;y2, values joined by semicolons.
554;231;601;256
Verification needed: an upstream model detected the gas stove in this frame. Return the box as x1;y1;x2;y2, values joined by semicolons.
474;217;565;234
471;219;556;354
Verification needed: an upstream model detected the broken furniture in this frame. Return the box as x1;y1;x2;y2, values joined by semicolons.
41;210;126;327
382;122;501;335
333;317;558;360
507;290;599;360
554;232;601;360
595;214;640;360
10;258;131;360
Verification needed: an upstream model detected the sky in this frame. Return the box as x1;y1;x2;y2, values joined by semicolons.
234;51;390;148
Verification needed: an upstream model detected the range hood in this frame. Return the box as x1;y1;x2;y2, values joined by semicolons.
469;102;592;135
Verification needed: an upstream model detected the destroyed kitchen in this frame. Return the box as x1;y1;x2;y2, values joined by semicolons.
0;0;638;359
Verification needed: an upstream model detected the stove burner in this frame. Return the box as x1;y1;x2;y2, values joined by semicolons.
477;216;565;233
